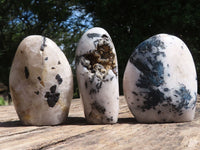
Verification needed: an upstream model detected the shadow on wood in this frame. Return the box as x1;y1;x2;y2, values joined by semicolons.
0;120;23;127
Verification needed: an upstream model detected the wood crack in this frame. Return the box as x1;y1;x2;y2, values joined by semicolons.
36;128;105;150
0;127;48;138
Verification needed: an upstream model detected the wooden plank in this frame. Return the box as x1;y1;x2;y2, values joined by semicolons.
0;96;200;150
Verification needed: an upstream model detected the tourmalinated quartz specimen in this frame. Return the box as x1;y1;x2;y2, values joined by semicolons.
76;27;119;124
123;34;197;123
9;35;73;125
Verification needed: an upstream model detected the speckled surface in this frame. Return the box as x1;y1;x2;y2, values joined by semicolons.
76;27;119;124
123;34;197;123
9;35;73;125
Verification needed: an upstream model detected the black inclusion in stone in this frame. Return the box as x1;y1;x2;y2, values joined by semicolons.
181;46;184;50
85;81;88;89
45;57;48;61
175;84;192;110
45;85;60;107
110;76;114;81
50;85;57;93
164;88;169;92
96;82;102;90
102;34;108;38
141;88;166;110
132;91;138;96
40;36;47;51
157;110;161;114
192;92;197;109
106;116;113;122
128;35;169;111
58;61;61;65
89;88;97;95
87;33;101;39
24;66;29;79
135;60;165;88
91;101;105;114
129;37;165;88
37;76;41;81
134;35;166;54
34;91;39;95
55;74;63;85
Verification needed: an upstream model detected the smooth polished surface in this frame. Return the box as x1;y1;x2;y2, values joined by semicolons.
76;27;119;124
9;35;73;125
123;34;197;123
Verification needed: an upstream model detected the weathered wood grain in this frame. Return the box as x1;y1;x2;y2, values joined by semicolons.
0;96;200;150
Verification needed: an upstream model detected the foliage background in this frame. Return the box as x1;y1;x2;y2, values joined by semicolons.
0;0;199;103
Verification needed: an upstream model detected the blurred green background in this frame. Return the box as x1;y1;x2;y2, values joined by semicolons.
0;0;199;105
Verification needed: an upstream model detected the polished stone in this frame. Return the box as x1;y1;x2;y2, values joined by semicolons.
123;34;197;123
76;27;119;124
9;35;73;125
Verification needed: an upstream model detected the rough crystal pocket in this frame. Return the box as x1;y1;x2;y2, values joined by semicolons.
9;35;73;125
123;34;198;123
76;27;119;124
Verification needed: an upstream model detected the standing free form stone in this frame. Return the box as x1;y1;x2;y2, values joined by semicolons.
123;34;197;123
76;27;119;124
9;35;73;125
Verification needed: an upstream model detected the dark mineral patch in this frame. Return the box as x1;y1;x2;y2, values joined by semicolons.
89;88;97;95
157;110;161;114
58;61;61;65
87;33;101;39
85;81;88;89
130;58;150;73
135;35;166;54
130;35;166;65
24;66;29;79
181;46;184;50
106;116;113;122
110;76;114;81
129;37;166;89
91;101;105;114
175;84;192;110
40;36;47;51
164;88;169;92
34;91;39;95
96;82;102;90
37;76;41;81
51;67;55;69
89;75;95;84
135;60;165;88
45;85;60;107
45;57;48;61
55;74;63;85
179;112;183;116
192;92;197;109
132;91;138;96
141;89;165;110
102;34;108;39
50;85;57;93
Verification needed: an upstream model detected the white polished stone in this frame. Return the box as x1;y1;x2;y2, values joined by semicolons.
76;27;119;124
123;34;197;123
9;35;73;125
